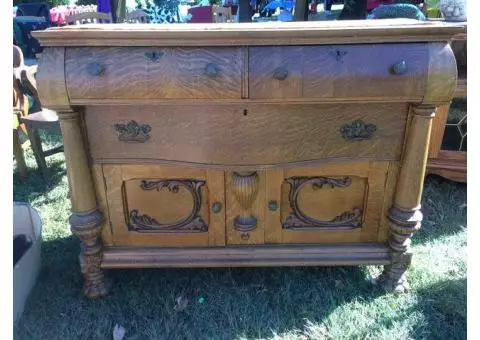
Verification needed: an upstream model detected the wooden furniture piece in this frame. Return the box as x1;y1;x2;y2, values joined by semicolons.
66;12;113;25
33;20;464;298
13;45;32;181
427;25;467;183
19;67;63;178
126;9;150;23
13;73;29;182
15;45;63;178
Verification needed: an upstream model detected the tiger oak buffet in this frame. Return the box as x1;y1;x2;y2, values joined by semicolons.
33;20;465;297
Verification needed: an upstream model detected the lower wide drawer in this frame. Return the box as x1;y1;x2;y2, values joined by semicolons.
85;103;408;166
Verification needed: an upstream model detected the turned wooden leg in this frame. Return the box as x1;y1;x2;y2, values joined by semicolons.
379;104;436;293
59;110;109;298
26;127;47;177
13;129;28;182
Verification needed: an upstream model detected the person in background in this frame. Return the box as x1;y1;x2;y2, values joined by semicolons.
324;0;334;16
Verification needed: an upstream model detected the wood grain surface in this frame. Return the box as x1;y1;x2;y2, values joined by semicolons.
102;164;225;247
36;47;71;112
101;243;392;268
250;44;428;100
423;42;458;104
271;162;389;244
66;47;243;99
85;103;408;166
32;20;465;47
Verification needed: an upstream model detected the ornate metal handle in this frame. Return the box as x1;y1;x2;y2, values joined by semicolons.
212;202;222;213
273;67;288;80
205;63;219;77
340;119;377;141
145;51;164;62
87;62;105;76
113;120;151;143
391;60;408;75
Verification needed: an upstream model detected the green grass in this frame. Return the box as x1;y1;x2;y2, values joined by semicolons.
13;132;467;340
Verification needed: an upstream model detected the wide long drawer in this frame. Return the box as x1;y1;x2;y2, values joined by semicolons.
249;43;428;100
66;47;243;100
84;103;408;165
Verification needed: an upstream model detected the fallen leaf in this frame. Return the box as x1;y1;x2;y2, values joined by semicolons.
174;296;189;311
113;324;126;340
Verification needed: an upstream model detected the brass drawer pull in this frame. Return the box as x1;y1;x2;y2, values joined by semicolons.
391;60;408;75
212;202;222;213
145;51;164;62
113;120;152;143
273;67;288;80
86;62;105;76
205;63;219;77
241;233;250;241
340;119;377;141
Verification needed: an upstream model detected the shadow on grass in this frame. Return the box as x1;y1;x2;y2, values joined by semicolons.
13;159;66;202
413;175;467;246
15;235;387;340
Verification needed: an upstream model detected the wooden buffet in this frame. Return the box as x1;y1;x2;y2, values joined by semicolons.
33;20;464;298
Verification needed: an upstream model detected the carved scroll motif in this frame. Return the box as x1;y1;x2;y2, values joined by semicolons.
128;179;208;233
282;176;362;230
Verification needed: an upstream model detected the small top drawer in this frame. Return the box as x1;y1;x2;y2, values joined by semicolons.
249;43;428;100
66;47;243;100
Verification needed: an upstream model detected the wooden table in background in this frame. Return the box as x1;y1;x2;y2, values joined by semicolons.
427;22;467;183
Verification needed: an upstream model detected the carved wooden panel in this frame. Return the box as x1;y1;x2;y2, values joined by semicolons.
84;103;408;166
249;44;427;100
264;162;390;244
66;47;243;99
102;164;225;247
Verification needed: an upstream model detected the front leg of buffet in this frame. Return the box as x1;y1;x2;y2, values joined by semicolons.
59;111;109;298
379;105;436;293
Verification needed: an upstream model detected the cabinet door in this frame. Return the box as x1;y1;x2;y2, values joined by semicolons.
265;162;391;244
102;164;225;247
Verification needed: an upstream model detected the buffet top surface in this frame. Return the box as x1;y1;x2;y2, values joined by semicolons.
32;19;466;46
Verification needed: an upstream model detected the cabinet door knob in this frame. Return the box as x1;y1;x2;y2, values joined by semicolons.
87;62;105;76
391;60;408;75
273;67;288;80
268;200;278;211
212;202;222;213
241;233;250;240
205;63;219;77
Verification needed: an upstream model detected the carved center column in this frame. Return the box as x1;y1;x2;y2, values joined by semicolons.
232;171;259;232
59;110;109;298
380;104;436;293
